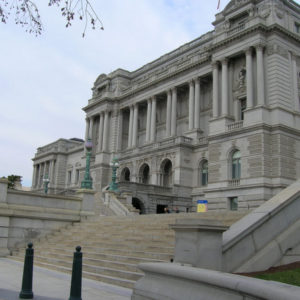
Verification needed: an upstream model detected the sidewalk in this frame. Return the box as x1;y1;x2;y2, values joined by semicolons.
0;258;132;300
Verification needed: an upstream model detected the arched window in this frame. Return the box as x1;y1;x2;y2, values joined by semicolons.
232;150;241;179
200;160;208;186
120;167;130;182
161;159;172;187
139;163;150;184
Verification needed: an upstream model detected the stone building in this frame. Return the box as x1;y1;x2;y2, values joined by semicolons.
32;0;300;213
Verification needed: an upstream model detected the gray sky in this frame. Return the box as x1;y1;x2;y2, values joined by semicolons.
1;0;298;187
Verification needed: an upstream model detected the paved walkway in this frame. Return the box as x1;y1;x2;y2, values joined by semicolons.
0;258;132;300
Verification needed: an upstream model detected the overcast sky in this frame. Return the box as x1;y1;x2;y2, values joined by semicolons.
1;0;298;187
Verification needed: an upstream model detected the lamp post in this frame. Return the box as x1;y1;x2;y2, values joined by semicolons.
81;138;93;189
109;157;119;192
43;174;50;194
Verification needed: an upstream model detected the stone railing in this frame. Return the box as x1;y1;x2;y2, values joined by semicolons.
119;181;172;195
228;179;240;187
227;23;246;36
121;135;194;156
227;120;243;131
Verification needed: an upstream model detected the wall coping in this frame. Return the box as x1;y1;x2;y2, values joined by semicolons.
137;263;300;300
223;179;300;251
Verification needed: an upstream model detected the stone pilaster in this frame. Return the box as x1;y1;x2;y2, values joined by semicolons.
246;48;254;109
132;103;139;147
194;77;200;129
256;45;265;106
166;90;172;137
221;58;229;116
89;116;94;140
212;62;219;118
150;96;157;142
98;112;104;152
128;105;133;148
102;111;109;152
146;99;152;143
188;80;195;130
292;53;299;111
84;118;90;141
171;87;177;136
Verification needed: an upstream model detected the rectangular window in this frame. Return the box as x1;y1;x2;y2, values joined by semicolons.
229;197;238;211
295;22;300;34
75;169;79;184
240;98;246;120
68;170;72;185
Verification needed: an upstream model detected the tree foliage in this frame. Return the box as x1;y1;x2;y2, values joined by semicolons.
0;0;104;37
6;174;22;189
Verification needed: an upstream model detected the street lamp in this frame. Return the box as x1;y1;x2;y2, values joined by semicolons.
109;157;119;192
43;174;50;194
81;138;93;189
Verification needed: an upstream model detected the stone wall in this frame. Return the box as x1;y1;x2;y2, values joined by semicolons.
0;178;94;255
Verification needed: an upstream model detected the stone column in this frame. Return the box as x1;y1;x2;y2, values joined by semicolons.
84;118;90;141
171;87;177;136
117;110;123;151
102;111;109;152
89;117;94;140
132;103;139;147
194;77;201;129
146;99;152;143
32;165;37;188
49;160;54;185
256;45;265;106
188;80;195;131
166;90;172;137
212;62;219;118
246;48;254;109
292;54;299;111
98;113;104;152
150;96;157;142
128;105;133;148
221;58;229;116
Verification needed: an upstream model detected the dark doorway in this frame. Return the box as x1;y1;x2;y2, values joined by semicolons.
132;197;145;214
156;204;167;214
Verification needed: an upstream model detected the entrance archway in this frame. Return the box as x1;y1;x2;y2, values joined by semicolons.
132;197;145;214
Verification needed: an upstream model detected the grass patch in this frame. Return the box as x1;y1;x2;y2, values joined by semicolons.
254;268;300;287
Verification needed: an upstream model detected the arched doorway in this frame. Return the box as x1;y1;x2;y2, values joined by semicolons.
132;197;145;214
139;163;150;184
161;159;172;187
120;167;130;182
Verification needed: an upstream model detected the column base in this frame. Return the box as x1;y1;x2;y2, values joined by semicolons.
209;116;235;135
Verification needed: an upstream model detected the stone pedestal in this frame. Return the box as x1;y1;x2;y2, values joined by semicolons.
170;218;228;271
0;178;8;203
76;189;96;214
209;116;234;135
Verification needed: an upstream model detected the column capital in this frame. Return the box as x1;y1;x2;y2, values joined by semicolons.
244;47;253;56
151;95;156;102
147;98;152;104
171;87;177;93
167;89;172;96
194;77;200;83
211;61;219;69
255;43;266;51
221;57;229;65
188;79;194;86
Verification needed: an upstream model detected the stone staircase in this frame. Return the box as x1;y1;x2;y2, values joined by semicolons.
8;212;246;289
